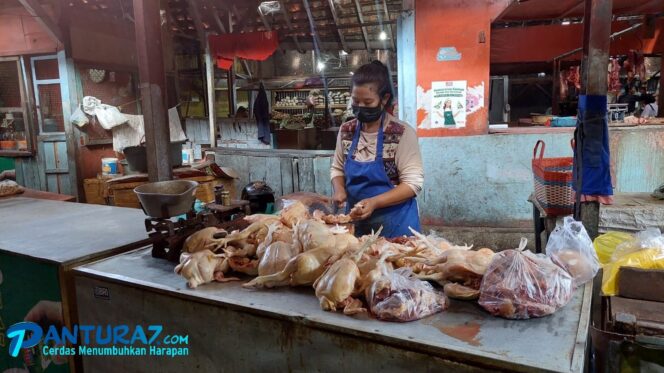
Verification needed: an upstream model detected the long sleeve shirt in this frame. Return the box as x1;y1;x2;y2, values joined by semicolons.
331;113;424;194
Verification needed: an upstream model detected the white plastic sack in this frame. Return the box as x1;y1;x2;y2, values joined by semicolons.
82;96;101;115
71;105;89;127
94;104;127;130
546;217;600;287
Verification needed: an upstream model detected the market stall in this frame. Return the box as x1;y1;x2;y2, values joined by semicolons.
0;198;150;372
74;247;590;372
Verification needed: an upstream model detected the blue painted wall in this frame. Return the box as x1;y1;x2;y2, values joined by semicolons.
416;128;664;227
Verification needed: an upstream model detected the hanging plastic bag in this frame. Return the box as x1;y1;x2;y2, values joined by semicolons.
545;217;600;287
94;104;127;130
593;231;634;265
71;104;89;127
367;266;448;322
479;238;573;319
602;248;664;296
611;228;664;262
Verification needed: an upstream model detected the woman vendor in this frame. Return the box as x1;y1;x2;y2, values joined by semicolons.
331;61;424;238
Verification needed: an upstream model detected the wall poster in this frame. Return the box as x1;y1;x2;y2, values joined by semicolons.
430;80;467;128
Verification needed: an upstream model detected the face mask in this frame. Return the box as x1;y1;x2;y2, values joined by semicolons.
352;104;384;123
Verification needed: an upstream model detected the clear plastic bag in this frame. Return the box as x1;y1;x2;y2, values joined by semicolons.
367;267;448;322
611;228;664;262
479;238;573;319
71;104;89;127
546;216;600;287
94;104;127;130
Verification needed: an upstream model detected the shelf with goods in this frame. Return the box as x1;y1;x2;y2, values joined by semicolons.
273;89;351;112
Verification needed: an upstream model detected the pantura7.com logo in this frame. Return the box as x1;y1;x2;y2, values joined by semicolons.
7;322;190;358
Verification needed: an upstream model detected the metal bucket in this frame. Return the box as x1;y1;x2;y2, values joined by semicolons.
134;180;198;218
123;142;184;173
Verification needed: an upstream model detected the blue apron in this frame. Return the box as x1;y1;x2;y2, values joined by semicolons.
344;115;421;238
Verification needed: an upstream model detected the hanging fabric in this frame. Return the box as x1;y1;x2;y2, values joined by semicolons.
208;31;279;70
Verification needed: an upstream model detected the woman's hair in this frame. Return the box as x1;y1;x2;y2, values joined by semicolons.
352;60;393;106
643;94;656;105
444;99;452;108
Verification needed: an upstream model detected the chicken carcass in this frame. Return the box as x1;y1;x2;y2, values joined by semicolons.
313;210;353;225
417;248;495;300
174;250;239;288
258;241;299;276
184;227;228;253
313;228;381;314
243;220;360;288
207;217;279;253
280;200;310;228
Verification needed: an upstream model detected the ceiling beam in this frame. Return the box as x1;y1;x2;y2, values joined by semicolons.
213;11;227;33
327;0;348;51
380;0;396;51
277;0;304;53
187;0;206;45
559;0;585;19
17;0;63;45
353;0;370;51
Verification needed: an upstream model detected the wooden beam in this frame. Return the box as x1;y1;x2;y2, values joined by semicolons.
327;0;348;51
353;0;371;51
204;35;217;147
380;0;395;51
213;11;227;33
17;0;63;45
559;0;585;19
278;0;304;53
188;0;206;46
133;0;172;181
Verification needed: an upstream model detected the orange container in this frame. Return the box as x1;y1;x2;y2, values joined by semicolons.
0;140;17;150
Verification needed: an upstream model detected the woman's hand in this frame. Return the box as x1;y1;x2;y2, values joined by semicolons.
350;198;377;220
333;189;347;207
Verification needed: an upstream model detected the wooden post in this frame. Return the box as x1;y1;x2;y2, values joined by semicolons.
204;35;217;147
57;50;82;201
576;0;612;239
659;58;664;118
552;59;560;115
133;0;172;181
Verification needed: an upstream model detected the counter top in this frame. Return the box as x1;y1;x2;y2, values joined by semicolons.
75;248;591;372
0;197;150;264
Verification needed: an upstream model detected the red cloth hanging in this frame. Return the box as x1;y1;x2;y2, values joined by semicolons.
208;31;279;70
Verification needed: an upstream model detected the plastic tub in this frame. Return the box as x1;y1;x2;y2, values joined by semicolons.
101;157;119;175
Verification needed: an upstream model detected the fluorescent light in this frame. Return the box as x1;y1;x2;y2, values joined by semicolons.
379;31;387;41
349;71;354;76
561;20;571;25
317;61;325;71
340;50;348;56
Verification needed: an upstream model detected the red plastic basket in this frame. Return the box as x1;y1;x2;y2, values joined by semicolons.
532;140;574;216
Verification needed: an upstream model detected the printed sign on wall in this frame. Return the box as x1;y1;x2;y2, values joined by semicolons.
430;81;467;128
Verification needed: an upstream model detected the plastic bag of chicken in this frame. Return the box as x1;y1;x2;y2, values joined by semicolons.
368;267;448;322
277;192;333;215
545;217;600;287
479;238;573;319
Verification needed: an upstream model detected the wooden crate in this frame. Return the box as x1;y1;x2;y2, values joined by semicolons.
83;177;111;205
108;176;235;208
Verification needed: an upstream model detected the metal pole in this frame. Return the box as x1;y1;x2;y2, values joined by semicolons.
552;59;560;115
659;61;664;118
133;0;172;181
576;0;612;239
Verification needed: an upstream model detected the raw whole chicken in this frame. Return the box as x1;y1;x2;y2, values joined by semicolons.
207;217;279;253
277;192;333;215
313;229;381;314
258;241;299;276
280;200;310;228
184;227;228;253
174;250;239;288
416;248;495;300
228;257;259;276
243;220;360;288
479;239;573;319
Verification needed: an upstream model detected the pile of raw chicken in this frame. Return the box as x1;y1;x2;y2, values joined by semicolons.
175;199;577;322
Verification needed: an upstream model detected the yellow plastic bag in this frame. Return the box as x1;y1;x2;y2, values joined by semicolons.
601;248;664;296
593;231;633;265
